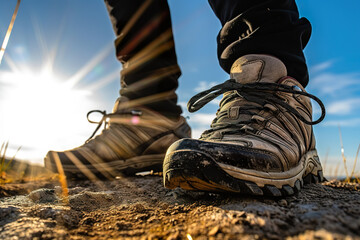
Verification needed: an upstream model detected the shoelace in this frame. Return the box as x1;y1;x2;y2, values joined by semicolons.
187;79;326;130
85;109;142;143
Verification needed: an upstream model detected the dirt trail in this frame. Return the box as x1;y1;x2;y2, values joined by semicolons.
1;175;360;239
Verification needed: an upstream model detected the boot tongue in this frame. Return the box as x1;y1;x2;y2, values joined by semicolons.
109;96;142;125
216;55;288;126
230;54;287;84
112;96;131;113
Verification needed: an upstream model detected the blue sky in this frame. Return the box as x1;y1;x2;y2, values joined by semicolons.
0;0;359;177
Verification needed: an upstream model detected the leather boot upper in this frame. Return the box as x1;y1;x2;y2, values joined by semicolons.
198;54;317;171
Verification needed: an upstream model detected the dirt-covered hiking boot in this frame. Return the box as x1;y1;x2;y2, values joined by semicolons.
45;97;191;179
163;54;326;196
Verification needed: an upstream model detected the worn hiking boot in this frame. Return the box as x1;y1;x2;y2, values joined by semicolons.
163;54;326;196
44;97;191;179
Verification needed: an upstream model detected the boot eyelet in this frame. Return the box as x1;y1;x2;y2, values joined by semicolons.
131;110;143;116
292;85;303;92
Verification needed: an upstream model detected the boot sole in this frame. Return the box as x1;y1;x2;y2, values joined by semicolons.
44;152;164;179
163;149;324;197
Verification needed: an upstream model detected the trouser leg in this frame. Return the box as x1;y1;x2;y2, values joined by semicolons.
104;0;182;117
208;0;311;87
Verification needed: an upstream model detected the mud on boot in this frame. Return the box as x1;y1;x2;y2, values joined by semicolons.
163;54;325;197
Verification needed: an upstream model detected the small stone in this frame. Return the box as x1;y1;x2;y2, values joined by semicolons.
82;217;96;226
208;226;220;236
278;199;288;207
36;207;58;219
0;206;19;220
116;221;130;230
28;189;58;203
57;211;83;229
166;231;180;240
133;203;145;213
54;186;62;195
239;211;247;218
231;219;240;224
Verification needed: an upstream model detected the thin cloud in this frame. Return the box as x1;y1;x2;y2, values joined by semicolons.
186;113;214;138
309;60;335;74
194;81;219;92
309;72;360;96
191;129;206;139
323;118;360;127
327;98;360;115
188;113;213;125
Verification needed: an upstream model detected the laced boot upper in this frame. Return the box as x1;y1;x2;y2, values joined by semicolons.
45;96;191;177
187;54;325;172
83;97;190;159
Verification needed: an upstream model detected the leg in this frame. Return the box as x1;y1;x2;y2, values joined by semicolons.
105;0;182;117
44;0;191;179
208;0;311;87
163;0;325;196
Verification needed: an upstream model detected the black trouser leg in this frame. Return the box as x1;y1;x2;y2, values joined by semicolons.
104;0;182;117
208;0;311;87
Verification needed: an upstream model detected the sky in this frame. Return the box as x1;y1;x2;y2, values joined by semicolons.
0;0;360;178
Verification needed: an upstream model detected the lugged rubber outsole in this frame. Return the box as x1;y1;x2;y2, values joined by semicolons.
44;153;164;179
163;149;324;197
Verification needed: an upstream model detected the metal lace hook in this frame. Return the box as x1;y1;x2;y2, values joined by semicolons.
0;0;21;64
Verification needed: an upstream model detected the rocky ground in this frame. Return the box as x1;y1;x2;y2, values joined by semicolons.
0;174;360;240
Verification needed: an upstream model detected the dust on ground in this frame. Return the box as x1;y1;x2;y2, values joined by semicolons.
0;174;360;240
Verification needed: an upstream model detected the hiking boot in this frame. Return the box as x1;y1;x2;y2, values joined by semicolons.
163;54;325;196
44;97;191;179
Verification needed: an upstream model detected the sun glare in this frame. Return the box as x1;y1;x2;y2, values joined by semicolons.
0;63;101;164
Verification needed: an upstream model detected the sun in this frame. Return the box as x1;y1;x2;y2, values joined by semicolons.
0;62;104;164
0;3;119;164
